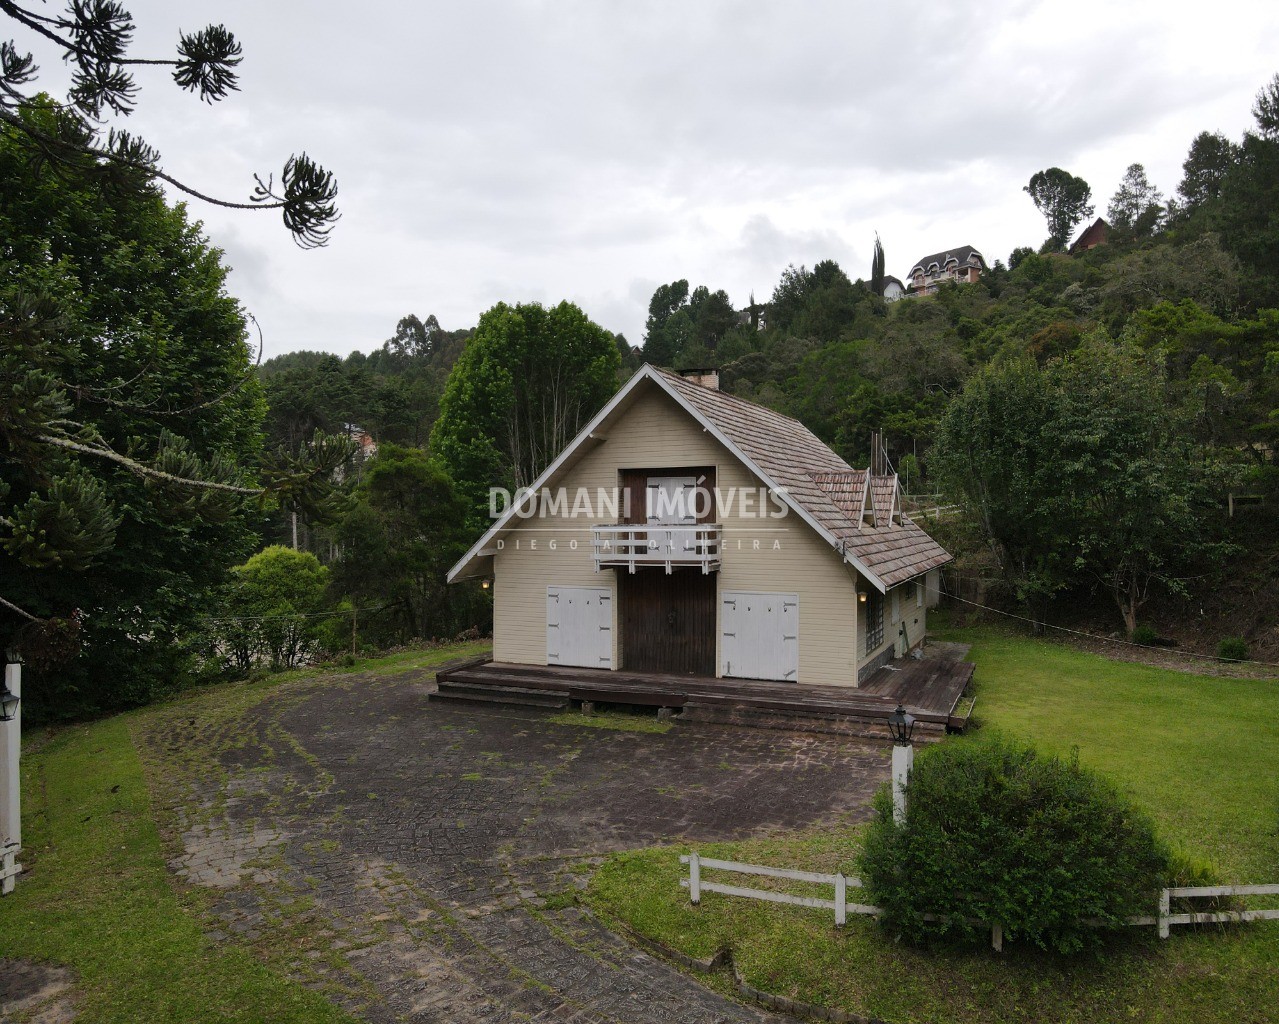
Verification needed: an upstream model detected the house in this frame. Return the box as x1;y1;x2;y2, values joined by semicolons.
1069;217;1109;254
882;275;906;302
343;422;378;460
906;246;987;295
446;365;952;688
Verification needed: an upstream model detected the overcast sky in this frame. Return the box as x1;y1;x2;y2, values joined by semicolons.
18;1;1279;358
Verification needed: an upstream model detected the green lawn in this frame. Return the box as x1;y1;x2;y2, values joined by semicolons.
583;625;1279;1024
0;641;488;1023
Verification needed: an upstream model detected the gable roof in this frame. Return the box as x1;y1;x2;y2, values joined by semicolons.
1069;216;1110;253
908;245;986;275
447;365;951;590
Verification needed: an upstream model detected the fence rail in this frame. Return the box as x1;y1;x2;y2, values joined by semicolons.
680;853;1279;951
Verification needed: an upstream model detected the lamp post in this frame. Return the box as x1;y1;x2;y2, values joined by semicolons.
1;654;21;895
887;703;915;826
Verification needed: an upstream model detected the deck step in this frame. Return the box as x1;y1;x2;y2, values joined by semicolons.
431;657;974;736
677;701;949;741
431;682;570;710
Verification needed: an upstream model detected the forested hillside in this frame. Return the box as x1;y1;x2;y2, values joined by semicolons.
259;76;1278;660
8;47;1277;721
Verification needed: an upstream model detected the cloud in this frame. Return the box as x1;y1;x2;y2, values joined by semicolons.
10;1;1279;355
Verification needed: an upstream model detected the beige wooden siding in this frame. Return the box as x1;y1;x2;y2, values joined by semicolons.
491;385;863;686
857;579;927;668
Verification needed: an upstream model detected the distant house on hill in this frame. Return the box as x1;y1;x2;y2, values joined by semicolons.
344;423;378;460
906;246;987;296
1069;217;1109;254
882;275;905;302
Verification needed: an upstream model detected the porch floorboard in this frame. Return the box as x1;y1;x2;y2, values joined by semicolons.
434;642;975;732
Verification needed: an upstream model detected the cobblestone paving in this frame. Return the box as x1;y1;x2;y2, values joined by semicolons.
141;668;890;1023
0;958;78;1023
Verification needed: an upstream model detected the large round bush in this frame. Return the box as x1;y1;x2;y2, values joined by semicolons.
859;736;1170;953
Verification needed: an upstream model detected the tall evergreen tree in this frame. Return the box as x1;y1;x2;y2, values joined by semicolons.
871;235;886;297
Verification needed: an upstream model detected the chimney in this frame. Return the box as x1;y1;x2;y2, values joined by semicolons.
678;367;720;390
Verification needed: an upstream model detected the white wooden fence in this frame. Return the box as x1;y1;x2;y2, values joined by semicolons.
680;853;1279;951
679;853;878;928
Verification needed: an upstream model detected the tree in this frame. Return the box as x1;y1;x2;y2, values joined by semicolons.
0;106;271;715
1177;131;1239;212
221;546;329;671
932;339;1225;635
1007;246;1035;270
0;1;343;714
330;445;480;643
871;235;885;297
1052;339;1224;636
1107;163;1164;235
1024;168;1095;249
767;264;813;335
1218;78;1279;308
930;358;1075;621
641;280;691;365
431;301;621;527
1252;72;1279;139
795;260;862;342
687;285;737;353
0;1;337;248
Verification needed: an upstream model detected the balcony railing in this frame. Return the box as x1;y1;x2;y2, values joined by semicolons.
592;524;721;574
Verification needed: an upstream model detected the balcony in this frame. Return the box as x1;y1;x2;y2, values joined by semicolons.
592;524;722;574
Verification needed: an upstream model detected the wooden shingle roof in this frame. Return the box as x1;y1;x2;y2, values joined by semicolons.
449;364;951;589
657;369;950;588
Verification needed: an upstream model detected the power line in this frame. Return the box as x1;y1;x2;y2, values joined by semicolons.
939;578;1279;672
199;603;394;624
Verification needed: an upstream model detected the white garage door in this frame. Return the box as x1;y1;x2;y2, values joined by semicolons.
721;591;798;682
547;586;613;669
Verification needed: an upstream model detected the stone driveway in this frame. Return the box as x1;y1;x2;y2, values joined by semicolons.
140;665;890;1023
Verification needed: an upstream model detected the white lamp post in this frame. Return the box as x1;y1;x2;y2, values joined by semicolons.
0;655;20;895
887;703;915;826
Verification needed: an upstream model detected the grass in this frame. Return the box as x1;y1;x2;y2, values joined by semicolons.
0;640;487;1023
547;708;673;733
264;639;491;684
583;624;1279;1024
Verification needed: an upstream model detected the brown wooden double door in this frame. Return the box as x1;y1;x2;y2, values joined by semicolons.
618;569;716;676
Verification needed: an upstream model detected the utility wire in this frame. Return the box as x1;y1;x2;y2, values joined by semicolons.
939;577;1279;672
199;603;394;624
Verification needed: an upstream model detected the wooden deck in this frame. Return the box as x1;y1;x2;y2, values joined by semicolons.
433;644;975;738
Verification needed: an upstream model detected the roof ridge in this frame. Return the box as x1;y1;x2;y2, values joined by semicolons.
655;366;822;436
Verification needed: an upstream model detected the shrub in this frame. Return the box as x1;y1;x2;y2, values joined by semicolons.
859;736;1171;954
1131;624;1159;646
219;546;330;671
1217;636;1249;662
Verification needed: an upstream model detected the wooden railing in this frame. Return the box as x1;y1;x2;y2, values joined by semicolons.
592;524;721;574
680;853;1279;951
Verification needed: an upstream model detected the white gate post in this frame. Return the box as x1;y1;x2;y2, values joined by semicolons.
689;852;701;905
1158;888;1170;939
1;660;20;895
891;743;914;825
835;872;847;927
